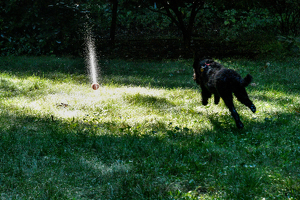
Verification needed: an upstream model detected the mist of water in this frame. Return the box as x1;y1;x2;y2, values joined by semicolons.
85;31;99;85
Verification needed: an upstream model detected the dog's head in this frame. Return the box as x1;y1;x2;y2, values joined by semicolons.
193;58;208;84
193;58;214;81
194;58;223;71
193;58;224;84
193;58;214;69
200;59;214;71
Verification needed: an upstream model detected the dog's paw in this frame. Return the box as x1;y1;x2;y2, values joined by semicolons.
214;98;220;105
202;100;208;105
249;105;256;113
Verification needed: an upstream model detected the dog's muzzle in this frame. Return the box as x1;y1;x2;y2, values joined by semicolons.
200;64;209;72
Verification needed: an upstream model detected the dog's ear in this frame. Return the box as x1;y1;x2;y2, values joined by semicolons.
205;59;214;64
211;61;223;69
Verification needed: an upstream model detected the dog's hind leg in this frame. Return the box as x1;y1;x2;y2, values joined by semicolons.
221;94;244;129
234;88;256;113
214;94;220;105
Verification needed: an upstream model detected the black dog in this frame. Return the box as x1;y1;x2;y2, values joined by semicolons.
193;58;256;129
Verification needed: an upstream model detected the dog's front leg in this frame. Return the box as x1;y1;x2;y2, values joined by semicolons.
201;88;211;105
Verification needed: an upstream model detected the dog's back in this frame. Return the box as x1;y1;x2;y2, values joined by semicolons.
214;68;252;89
193;58;254;91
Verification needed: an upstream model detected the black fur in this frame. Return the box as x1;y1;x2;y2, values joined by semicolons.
193;58;256;129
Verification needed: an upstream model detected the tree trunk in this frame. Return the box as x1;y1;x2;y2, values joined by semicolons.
161;1;202;49
110;0;118;47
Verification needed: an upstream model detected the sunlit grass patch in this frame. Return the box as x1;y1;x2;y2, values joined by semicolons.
0;56;299;199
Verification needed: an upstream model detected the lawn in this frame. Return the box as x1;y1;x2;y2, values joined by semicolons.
0;56;299;199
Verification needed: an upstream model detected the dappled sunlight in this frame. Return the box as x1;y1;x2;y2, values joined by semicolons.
1;57;300;199
2;71;296;133
1;67;298;133
1;75;194;127
252;90;300;117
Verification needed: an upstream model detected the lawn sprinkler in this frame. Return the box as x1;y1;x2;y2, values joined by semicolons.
91;82;100;90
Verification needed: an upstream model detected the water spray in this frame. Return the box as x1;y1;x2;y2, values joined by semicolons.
85;28;100;90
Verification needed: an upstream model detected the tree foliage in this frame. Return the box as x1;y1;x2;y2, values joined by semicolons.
0;0;299;57
1;0;88;55
144;0;205;47
257;0;300;35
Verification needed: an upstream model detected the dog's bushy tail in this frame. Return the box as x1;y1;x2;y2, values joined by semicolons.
241;74;252;87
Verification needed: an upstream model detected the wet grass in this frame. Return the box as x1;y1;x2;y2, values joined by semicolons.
0;56;299;199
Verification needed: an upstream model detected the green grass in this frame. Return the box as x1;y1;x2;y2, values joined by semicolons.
0;56;299;199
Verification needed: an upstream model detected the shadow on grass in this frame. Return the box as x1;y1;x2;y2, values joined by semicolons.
0;56;86;75
0;111;204;199
123;93;176;109
1;108;299;199
1;56;300;198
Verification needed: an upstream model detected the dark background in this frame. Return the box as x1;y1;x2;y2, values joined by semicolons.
1;0;300;59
